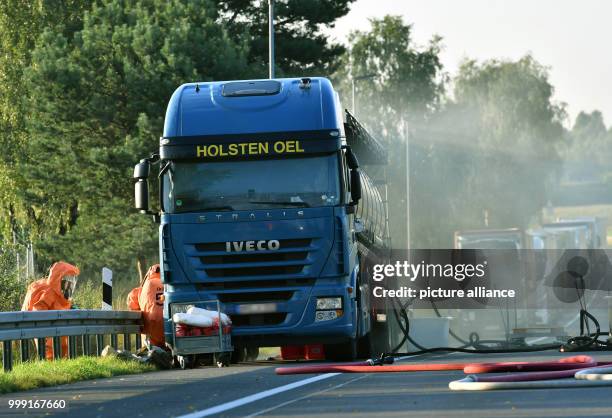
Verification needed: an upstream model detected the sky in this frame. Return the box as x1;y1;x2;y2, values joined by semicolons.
328;0;612;128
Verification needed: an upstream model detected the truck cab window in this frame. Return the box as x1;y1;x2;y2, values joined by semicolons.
162;154;341;213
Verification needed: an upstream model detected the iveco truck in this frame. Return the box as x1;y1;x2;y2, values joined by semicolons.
133;77;391;361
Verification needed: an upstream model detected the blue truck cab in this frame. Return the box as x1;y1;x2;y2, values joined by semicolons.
133;77;389;360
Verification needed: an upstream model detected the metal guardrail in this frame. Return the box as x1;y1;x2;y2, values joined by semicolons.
0;310;143;372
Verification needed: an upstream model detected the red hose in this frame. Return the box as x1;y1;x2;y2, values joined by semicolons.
275;362;469;375
463;355;595;373
469;361;612;383
275;355;597;376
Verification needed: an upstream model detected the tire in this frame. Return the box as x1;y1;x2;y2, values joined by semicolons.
357;332;374;359
177;354;196;369
214;352;231;367
246;347;259;361
231;346;246;363
324;338;358;362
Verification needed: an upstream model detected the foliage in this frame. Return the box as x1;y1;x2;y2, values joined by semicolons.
0;0;354;281
73;276;135;310
0;1;89;240
216;0;355;76
18;0;252;277
565;110;612;163
333;16;446;247
410;56;566;246
335;17;566;247
0;356;153;393
0;246;26;311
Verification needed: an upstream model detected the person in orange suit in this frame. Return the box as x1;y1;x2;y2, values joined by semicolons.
127;264;165;348
126;286;142;311
21;261;80;359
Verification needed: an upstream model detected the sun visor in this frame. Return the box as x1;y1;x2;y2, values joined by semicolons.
160;130;341;161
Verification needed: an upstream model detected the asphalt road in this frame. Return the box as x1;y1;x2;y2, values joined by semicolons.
1;350;612;418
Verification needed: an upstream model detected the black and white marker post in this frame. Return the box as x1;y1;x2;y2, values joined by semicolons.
102;267;112;310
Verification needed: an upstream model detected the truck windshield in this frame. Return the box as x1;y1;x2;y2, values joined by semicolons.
163;154;341;213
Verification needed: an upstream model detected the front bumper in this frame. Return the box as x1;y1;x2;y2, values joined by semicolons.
164;280;357;347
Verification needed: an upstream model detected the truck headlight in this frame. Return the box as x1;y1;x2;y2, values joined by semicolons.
316;297;342;310
315;297;343;322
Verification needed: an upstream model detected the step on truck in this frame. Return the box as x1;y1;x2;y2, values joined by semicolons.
132;77;395;361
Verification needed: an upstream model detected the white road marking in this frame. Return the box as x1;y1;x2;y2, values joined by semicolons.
176;354;424;418
175;373;340;418
244;375;368;418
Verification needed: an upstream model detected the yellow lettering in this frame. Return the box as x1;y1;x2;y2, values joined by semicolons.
219;144;228;157
197;140;305;158
274;141;286;153
196;145;207;157
208;144;219;157
228;143;238;156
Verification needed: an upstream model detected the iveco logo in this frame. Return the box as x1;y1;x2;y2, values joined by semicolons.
225;240;281;252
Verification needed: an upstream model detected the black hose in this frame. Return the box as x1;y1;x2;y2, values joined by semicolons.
386;296;562;357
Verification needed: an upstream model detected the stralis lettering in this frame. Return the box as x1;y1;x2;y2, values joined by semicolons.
196;140;304;158
225;240;281;252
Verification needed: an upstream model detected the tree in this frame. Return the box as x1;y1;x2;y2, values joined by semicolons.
21;0;251;278
566;110;609;163
1;0;358;283
0;1;88;241
215;0;355;76
412;56;566;247
334;16;445;248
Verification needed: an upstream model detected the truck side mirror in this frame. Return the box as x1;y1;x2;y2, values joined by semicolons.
133;160;150;212
133;160;150;179
350;169;362;203
345;146;359;169
135;179;149;212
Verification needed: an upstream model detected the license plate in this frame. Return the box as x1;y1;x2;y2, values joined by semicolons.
235;303;278;314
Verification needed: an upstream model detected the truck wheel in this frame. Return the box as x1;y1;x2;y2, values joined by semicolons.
214;352;231;367
246;347;259;361
324;338;357;362
177;354;196;369
231;346;246;363
357;333;373;359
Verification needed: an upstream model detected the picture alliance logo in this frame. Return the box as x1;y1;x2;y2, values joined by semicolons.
372;260;488;282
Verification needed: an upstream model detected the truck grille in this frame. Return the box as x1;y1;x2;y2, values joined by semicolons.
192;238;313;279
185;237;321;329
217;291;293;303
197;278;315;290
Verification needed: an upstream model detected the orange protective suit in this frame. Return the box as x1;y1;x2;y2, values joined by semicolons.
127;287;141;311
21;262;80;360
127;264;164;347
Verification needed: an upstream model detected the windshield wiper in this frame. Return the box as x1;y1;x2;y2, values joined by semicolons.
200;205;235;211
249;201;310;208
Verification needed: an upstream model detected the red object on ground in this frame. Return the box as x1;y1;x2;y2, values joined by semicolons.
463;355;595;373
305;344;325;360
281;345;305;360
190;327;202;336
275;362;470;375
275;355;599;376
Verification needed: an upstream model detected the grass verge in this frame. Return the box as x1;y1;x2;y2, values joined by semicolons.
0;356;155;394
